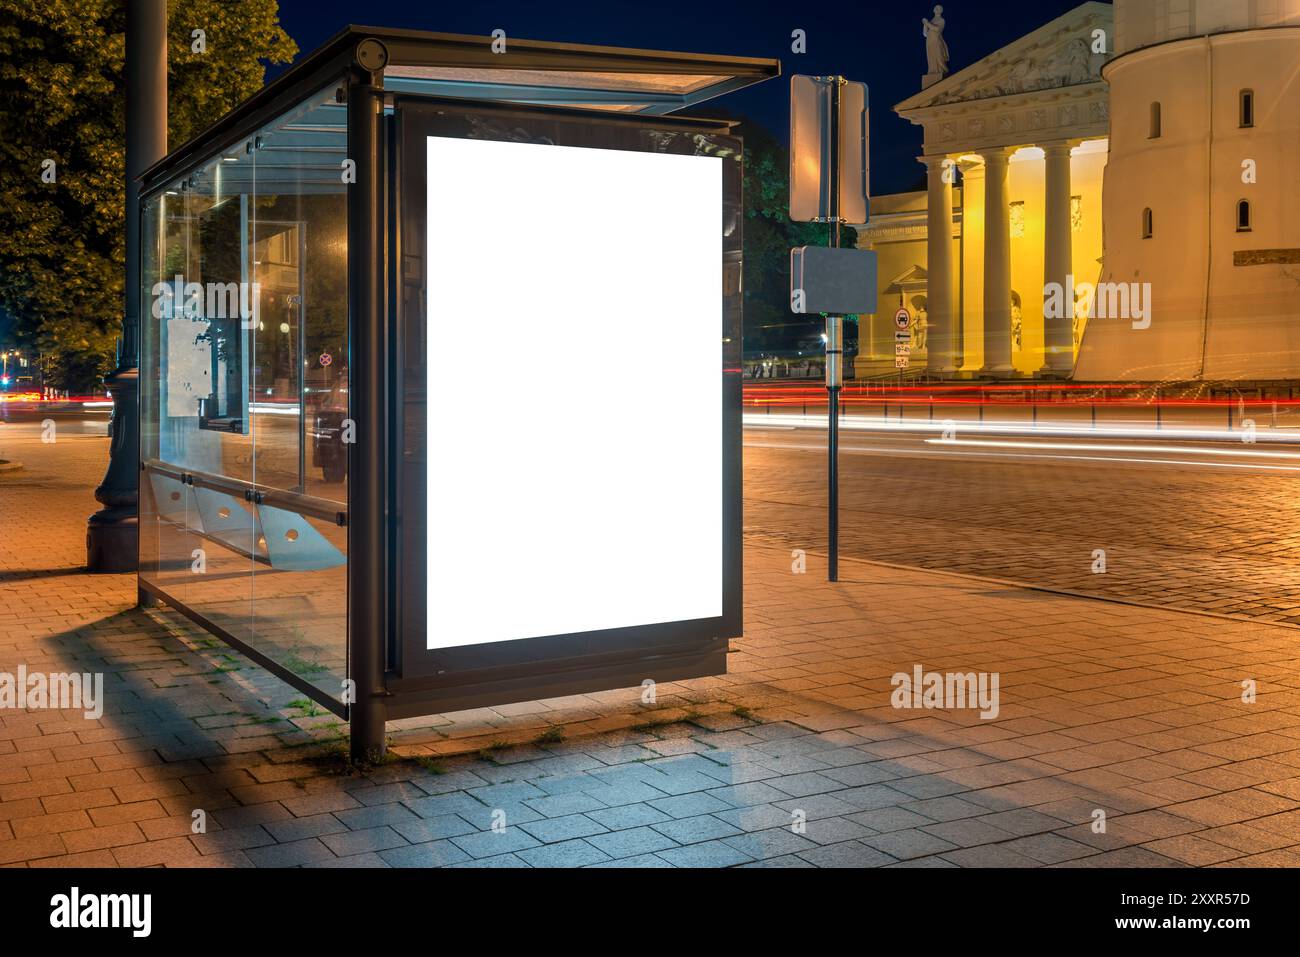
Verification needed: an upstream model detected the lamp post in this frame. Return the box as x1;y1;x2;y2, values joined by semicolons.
87;0;167;573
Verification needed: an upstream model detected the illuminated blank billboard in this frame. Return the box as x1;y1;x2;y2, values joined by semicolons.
424;136;723;649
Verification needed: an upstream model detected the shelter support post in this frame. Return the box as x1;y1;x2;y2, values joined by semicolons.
347;49;389;763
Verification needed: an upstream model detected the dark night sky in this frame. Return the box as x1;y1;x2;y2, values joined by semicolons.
269;0;1107;196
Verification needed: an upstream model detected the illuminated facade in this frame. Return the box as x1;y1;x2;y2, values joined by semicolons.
859;0;1300;383
1074;0;1300;380
858;2;1113;379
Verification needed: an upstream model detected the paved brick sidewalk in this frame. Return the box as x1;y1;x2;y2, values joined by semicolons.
2;422;1300;867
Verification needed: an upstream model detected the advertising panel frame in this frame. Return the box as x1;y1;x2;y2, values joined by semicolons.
385;96;744;718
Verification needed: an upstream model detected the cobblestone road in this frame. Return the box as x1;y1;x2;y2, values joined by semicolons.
745;424;1300;624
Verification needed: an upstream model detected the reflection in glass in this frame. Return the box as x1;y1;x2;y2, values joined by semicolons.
139;82;350;705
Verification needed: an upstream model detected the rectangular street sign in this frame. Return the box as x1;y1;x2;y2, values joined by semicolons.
896;329;912;362
790;75;869;225
790;245;877;315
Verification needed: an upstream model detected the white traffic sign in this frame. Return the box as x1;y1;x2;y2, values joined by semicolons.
789;75;869;225
895;323;912;368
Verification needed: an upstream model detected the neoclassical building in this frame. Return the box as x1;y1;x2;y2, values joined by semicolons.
1076;0;1300;380
857;0;1300;382
859;2;1113;378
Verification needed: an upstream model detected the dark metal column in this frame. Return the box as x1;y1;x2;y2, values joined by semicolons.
826;78;842;584
88;0;167;573
347;46;389;762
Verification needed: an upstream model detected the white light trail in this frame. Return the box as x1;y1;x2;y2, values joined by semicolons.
742;412;1300;445
926;437;1300;460
743;438;1300;472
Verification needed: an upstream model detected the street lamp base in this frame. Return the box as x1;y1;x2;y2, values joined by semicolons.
87;508;138;573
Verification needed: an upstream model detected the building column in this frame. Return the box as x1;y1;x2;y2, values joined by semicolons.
922;155;956;374
980;147;1013;374
1041;141;1074;374
957;158;985;371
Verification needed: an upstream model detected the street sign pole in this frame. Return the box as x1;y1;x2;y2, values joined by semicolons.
826;77;842;584
790;73;869;584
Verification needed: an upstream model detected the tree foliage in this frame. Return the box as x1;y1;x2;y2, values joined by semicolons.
735;118;858;356
0;0;295;389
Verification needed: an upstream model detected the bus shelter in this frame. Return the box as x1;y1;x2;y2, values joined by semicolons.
137;26;777;758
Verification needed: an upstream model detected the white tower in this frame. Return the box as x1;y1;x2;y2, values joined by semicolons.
1075;0;1300;380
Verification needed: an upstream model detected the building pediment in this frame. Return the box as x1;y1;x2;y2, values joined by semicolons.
897;2;1114;113
885;265;929;293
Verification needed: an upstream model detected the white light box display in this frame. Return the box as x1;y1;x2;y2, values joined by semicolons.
424;135;723;649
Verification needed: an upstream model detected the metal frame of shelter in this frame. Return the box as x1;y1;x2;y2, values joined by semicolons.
136;26;780;759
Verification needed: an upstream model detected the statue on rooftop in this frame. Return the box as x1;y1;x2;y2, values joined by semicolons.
923;6;950;84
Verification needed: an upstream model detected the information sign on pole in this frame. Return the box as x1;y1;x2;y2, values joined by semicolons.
789;75;869;225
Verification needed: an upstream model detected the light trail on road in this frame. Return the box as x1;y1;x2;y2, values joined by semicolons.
743;412;1300;445
746;439;1300;472
744;427;1300;473
926;437;1300;460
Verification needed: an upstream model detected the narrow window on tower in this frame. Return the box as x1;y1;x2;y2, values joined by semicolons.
1149;102;1162;138
1237;200;1252;232
1240;89;1254;128
1142;207;1154;239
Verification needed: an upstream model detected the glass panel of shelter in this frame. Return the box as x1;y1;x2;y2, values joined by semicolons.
247;84;350;702
138;82;349;707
